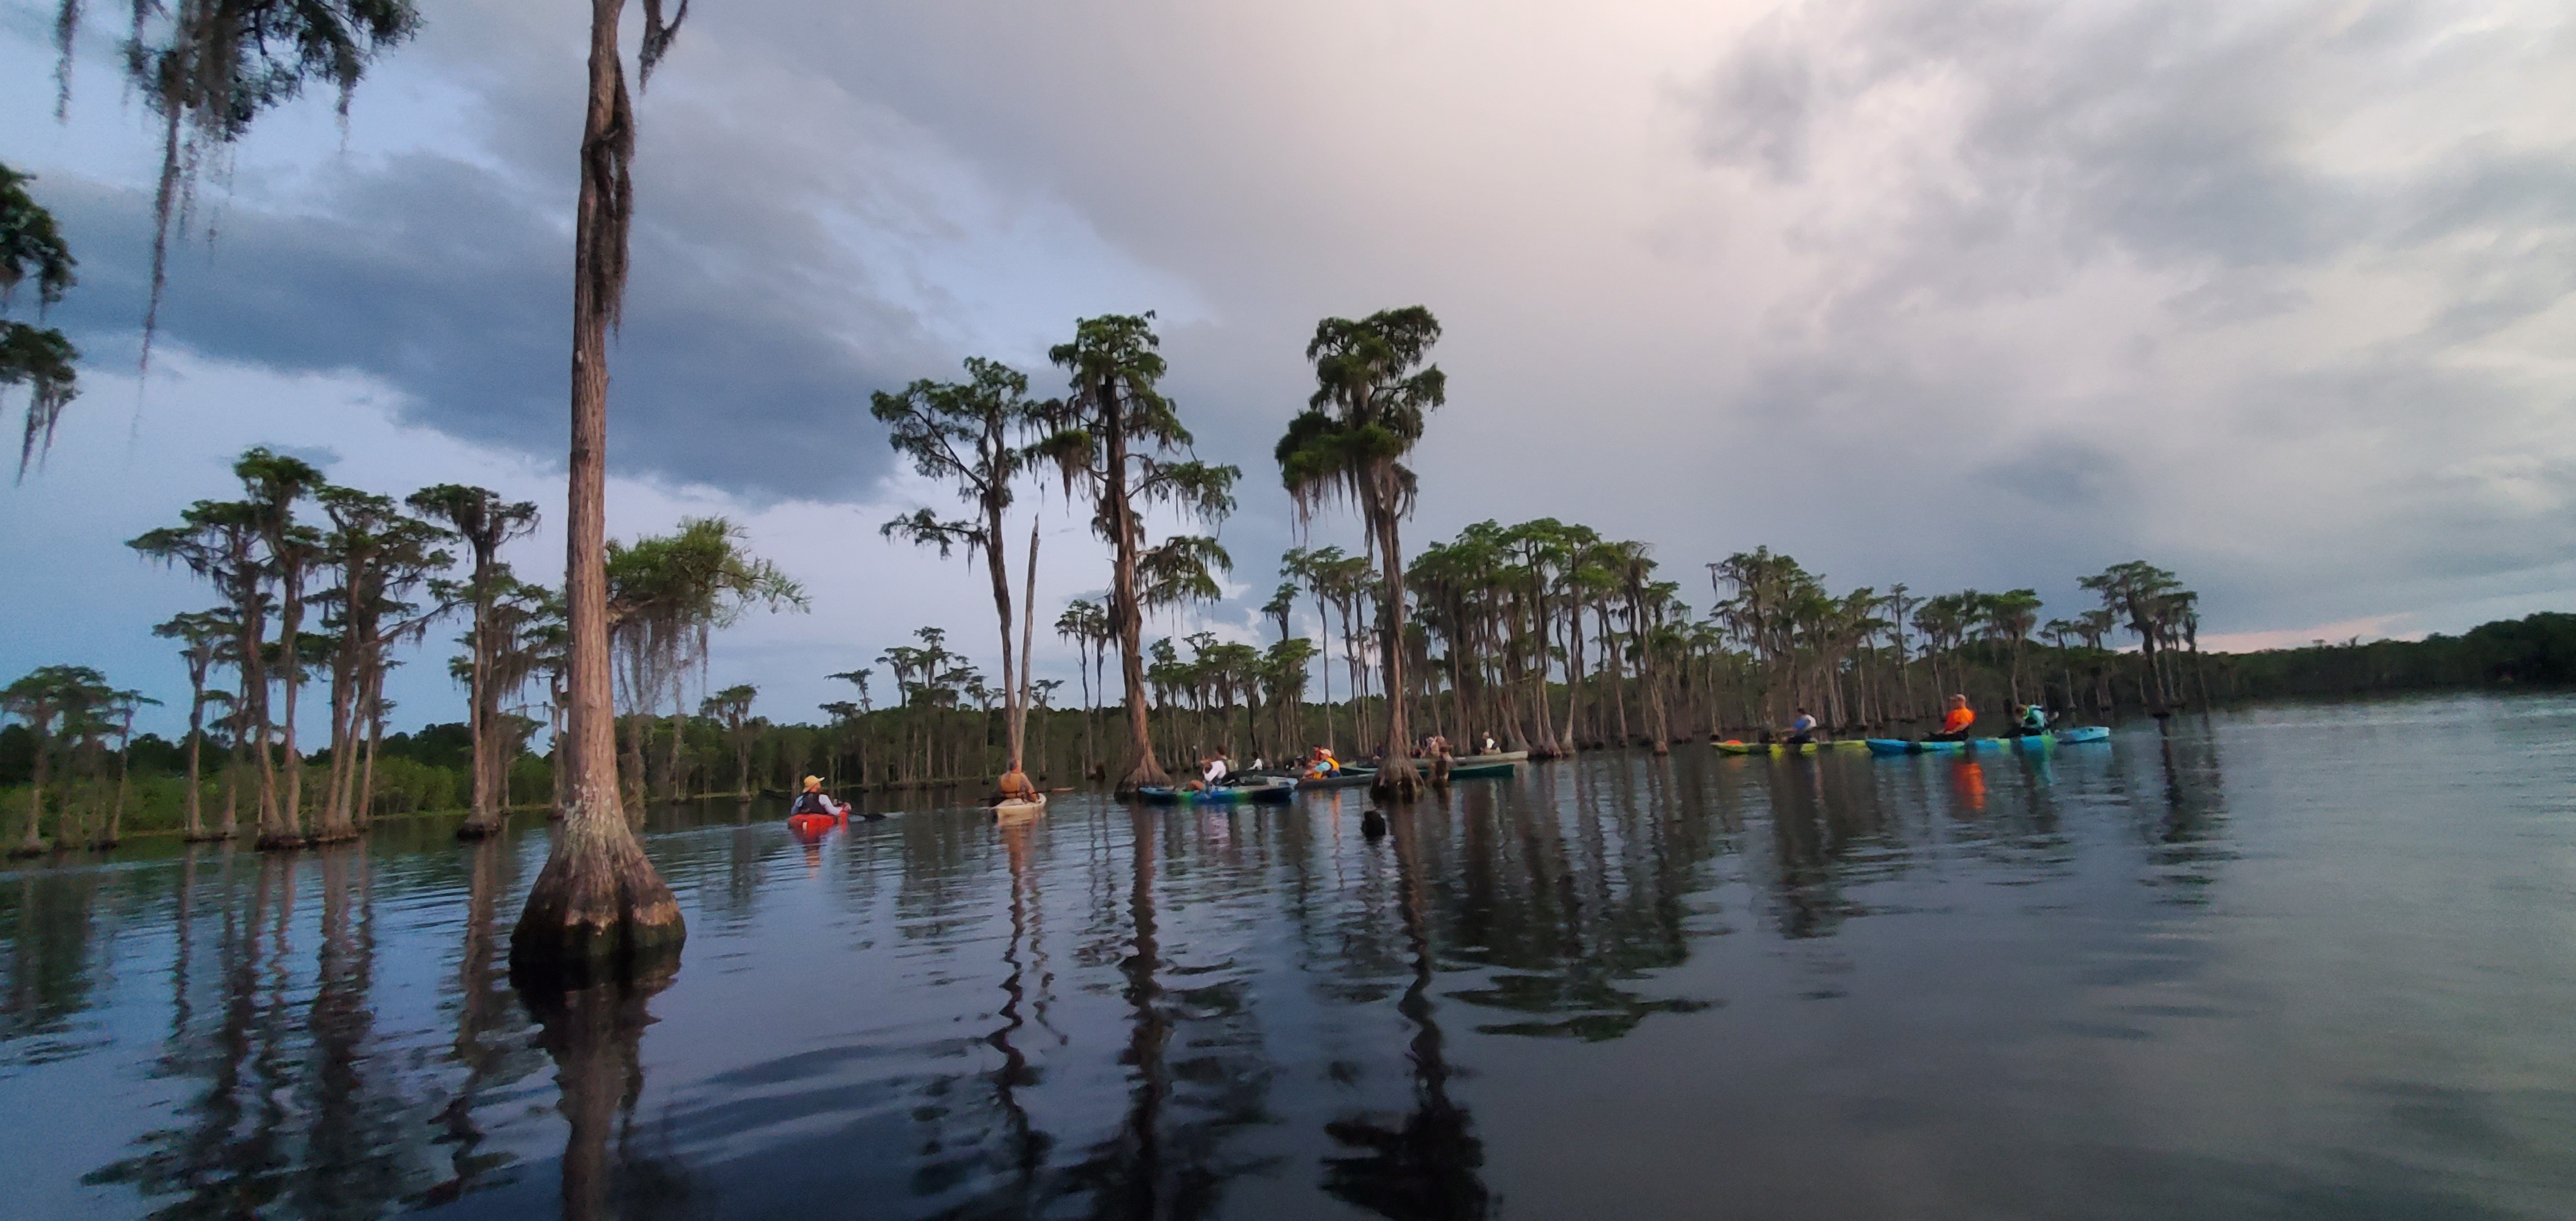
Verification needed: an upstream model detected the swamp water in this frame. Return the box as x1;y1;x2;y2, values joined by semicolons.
4;694;2573;1219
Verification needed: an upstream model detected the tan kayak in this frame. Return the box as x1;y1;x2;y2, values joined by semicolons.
993;793;1048;821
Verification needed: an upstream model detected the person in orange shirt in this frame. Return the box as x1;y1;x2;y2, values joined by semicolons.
1930;694;1976;742
991;765;1039;806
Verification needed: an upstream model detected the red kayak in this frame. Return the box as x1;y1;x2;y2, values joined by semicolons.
787;812;840;835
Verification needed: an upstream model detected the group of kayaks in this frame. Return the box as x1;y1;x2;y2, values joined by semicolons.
1714;726;2112;756
789;751;1530;830
805;726;2107;830
794;722;2114;835
1138;751;1527;804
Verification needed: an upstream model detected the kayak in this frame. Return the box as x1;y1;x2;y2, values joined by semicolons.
993;793;1046;821
2056;726;2110;744
1713;739;1868;755
1294;769;1377;790
1137;777;1298;805
1451;750;1529;766
785;812;840;835
1865;734;2059;755
1441;760;1516;779
1239;777;1298;802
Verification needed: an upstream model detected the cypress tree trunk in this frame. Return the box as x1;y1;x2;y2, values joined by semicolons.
512;0;684;987
357;665;386;831
1106;398;1170;796
1369;495;1423;800
16;729;49;856
269;561;310;849
182;678;209;840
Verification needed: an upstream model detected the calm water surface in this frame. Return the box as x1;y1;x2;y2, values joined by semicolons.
6;695;2574;1219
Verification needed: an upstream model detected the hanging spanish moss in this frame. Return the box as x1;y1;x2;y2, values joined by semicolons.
51;1;419;370
2;161;82;480
3;325;78;479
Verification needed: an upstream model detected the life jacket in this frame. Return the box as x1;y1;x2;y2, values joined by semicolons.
790;791;835;817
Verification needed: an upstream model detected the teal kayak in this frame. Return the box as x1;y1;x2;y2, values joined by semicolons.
1867;725;2110;756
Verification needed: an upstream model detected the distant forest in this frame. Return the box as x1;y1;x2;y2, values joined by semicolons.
2200;612;2576;699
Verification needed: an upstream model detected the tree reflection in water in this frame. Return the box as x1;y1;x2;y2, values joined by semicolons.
3;858;108;1052
1439;770;1718;1038
289;846;410;1213
1321;804;1489;1220
74;837;556;1218
425;834;539;1206
2146;721;2232;903
520;971;692;1221
82;850;299;1214
1052;807;1280;1220
961;817;1053;1214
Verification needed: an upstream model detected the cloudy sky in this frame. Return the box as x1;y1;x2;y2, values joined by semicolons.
3;0;2571;736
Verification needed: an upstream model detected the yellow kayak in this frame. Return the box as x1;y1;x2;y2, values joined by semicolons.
1711;739;1868;755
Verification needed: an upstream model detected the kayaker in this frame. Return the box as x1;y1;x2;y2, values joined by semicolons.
790;776;846;821
1481;732;1498;755
991;766;1039;806
1186;753;1230;793
2016;704;2049;737
1305;746;1340;779
1929;695;1976;742
1784;707;1819;746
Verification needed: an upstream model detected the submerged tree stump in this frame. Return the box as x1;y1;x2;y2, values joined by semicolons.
1372;755;1427;801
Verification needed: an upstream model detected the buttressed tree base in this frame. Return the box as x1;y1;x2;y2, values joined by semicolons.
509;804;686;990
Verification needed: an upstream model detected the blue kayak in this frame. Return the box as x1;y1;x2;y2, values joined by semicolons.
1866;727;2109;755
1137;777;1296;805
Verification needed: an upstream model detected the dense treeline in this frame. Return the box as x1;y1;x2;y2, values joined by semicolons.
2203;613;2576;697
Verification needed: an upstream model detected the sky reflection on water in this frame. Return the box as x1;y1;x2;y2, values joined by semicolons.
6;695;2575;1219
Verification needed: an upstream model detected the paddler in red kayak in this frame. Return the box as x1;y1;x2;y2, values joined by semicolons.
1929;695;1976;742
788;775;848;828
